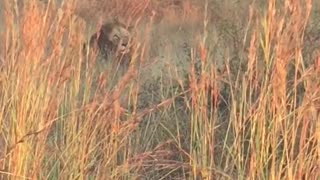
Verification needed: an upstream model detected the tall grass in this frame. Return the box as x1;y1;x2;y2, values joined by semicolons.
0;0;319;179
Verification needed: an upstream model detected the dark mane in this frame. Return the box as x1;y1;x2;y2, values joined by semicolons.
89;23;114;54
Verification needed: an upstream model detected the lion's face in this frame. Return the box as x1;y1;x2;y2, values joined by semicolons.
90;19;132;58
106;24;131;55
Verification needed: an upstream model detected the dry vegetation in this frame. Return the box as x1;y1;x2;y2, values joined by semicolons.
0;0;319;179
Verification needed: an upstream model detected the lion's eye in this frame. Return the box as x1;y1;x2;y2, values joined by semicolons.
113;35;120;42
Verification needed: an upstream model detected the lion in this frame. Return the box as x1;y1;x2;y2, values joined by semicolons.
85;18;134;66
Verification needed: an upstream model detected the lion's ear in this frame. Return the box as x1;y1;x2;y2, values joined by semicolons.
112;16;120;23
127;25;134;32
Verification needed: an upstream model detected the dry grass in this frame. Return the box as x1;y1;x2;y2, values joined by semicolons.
0;0;319;179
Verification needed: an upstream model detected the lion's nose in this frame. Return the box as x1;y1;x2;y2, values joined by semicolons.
121;42;128;47
121;36;130;47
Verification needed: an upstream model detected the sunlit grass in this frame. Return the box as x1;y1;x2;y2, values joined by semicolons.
0;0;319;179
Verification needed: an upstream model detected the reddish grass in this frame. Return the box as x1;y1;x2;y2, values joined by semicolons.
0;0;319;179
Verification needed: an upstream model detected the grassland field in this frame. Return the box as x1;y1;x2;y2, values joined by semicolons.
0;0;319;179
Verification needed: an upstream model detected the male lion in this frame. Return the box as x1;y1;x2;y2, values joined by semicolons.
86;18;133;66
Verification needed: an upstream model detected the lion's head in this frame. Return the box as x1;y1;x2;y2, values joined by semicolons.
89;18;133;60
